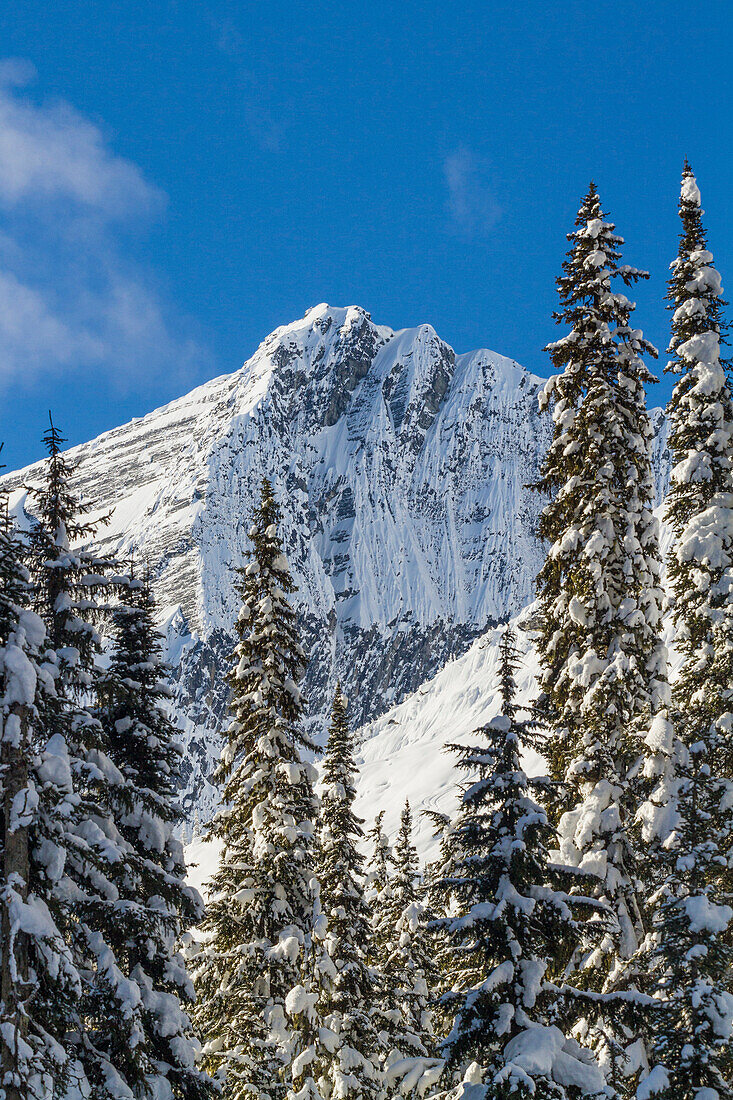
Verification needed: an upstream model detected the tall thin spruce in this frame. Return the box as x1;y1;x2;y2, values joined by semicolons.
0;450;81;1098
99;575;212;1099
377;801;437;1068
29;416;154;1097
433;627;609;1097
634;165;733;1099
534;185;667;1078
296;687;382;1100
192;479;320;1100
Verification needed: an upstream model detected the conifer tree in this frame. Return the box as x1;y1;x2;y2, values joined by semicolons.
663;160;732;540
376;803;442;1099
636;733;733;1100
378;802;436;1063
300;687;382;1100
421;812;455;1048
363;811;406;1087
192;479;320;1100
98;576;211;1099
29;417;155;1097
633;166;733;1100
0;458;82;1099
365;812;392;898
535;185;667;998
434;628;609;1098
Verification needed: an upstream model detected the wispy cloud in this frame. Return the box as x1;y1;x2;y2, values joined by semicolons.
444;146;501;236
0;60;206;389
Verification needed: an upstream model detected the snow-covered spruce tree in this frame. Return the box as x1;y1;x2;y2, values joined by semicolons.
635;732;733;1100
98;576;212;1099
364;812;398;1057
637;164;733;880
377;802;442;1099
433;628;610;1099
365;809;437;1095
421;812;455;1048
298;686;381;1100
0;461;83;1099
29;416;158;1097
379;802;436;1063
631;166;733;1100
365;812;392;900
663;160;732;541
192;478;320;1100
535;185;667;1000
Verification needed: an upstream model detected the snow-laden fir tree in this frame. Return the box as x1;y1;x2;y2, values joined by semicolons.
365;812;392;900
29;417;156;1098
363;811;404;1087
535;185;667;999
295;687;381;1100
421;811;456;1049
376;802;442;1100
632;166;733;1100
663;160;732;540
192;478;320;1100
377;802;436;1063
98;576;212;1099
635;729;733;1100
638;162;733;870
433;628;611;1099
0;458;83;1100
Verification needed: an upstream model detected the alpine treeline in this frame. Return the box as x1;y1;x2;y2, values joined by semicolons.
1;164;730;1100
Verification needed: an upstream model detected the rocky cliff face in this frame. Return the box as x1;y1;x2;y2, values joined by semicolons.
4;303;669;823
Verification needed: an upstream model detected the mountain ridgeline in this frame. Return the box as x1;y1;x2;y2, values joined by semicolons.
3;303;670;822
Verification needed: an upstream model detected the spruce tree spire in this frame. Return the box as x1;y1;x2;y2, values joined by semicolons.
366;811;392;896
634;165;733;1100
535;185;667;1007
433;627;608;1096
302;685;382;1100
32;413;107;655
28;417;155;1097
377;799;438;1091
192;478;320;1100
641;160;733;861
99;574;212;1099
664;159;732;581
0;455;82;1098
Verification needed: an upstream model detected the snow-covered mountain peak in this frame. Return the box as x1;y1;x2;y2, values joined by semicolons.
1;303;668;824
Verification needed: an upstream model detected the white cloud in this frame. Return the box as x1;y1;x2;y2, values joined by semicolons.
0;60;161;216
444;146;501;236
0;60;205;388
0;269;97;361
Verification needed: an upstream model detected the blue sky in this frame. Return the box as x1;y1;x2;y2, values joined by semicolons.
0;0;730;470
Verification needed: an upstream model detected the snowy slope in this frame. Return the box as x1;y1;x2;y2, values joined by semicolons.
2;303;670;825
184;608;542;892
353;591;681;866
352;607;545;864
185;592;682;889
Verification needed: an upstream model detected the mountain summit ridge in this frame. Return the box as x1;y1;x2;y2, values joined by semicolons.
3;304;667;822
